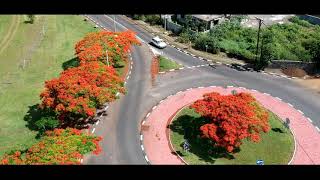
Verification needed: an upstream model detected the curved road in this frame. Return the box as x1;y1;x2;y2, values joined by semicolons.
85;15;320;164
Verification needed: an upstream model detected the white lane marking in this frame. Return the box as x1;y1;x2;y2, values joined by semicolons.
227;85;234;88
176;91;182;94
238;87;245;89
187;88;192;91
276;97;282;101
127;76;130;80
103;15;146;43
307;118;313;123
116;92;120;97
128;71;131;75
196;65;201;68
251;89;257;92
104;106;109;111
142;120;146;125
187;66;192;69
226;64;230;66
169;69;175;72
99;114;103;117
179;67;184;70
124;81;127;85
159;100;164;104
263;93;270;96
141;145;144;151
159;71;165;74
145;155;149;162
288;103;293;107
210;85;216;88
152;106;157;110
140;135;143;141
92;128;96;133
146;112;151;118
96;121;100;125
316;126;320;132
198;86;204;89
297;110;304;115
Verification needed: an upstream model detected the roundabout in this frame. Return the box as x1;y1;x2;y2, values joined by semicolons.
140;86;320;165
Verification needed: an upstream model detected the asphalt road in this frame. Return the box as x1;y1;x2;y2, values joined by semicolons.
85;15;320;164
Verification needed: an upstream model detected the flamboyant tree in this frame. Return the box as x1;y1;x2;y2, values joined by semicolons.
1;128;102;165
191;92;270;152
40;62;125;127
75;30;141;67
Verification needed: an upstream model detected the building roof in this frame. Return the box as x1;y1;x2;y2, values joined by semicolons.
191;15;224;21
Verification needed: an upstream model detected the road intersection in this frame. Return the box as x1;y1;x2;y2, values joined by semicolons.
84;15;320;164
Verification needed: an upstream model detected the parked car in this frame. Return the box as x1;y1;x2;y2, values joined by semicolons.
151;36;167;49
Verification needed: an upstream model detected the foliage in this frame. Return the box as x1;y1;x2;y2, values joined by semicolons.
180;15;208;32
132;15;145;21
27;15;35;24
75;30;141;68
191;92;270;152
145;15;162;26
40;62;125;127
194;34;220;54
184;15;320;64
1;128;102;165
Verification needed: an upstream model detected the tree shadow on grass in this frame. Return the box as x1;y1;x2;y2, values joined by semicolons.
62;57;80;70
272;128;285;133
170;114;236;164
24;104;58;139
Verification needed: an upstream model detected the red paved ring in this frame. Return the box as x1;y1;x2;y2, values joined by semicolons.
141;86;320;165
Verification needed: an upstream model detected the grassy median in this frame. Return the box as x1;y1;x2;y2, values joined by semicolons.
158;55;182;72
0;15;98;156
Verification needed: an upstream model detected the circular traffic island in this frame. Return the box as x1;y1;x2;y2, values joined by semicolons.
169;92;295;165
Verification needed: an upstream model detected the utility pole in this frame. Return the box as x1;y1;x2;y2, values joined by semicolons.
114;15;116;32
255;17;263;62
164;15;167;32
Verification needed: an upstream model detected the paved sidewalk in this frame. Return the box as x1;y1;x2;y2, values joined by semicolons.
141;86;320;164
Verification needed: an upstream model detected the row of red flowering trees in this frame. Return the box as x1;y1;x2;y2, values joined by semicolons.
1;30;140;165
191;92;271;153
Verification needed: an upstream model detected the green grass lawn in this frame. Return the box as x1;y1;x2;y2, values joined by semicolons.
170;107;295;165
0;15;98;156
158;55;182;72
0;15;13;40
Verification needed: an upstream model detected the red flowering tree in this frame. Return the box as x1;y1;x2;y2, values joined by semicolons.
40;62;125;127
191;92;270;153
1;128;102;165
75;30;141;67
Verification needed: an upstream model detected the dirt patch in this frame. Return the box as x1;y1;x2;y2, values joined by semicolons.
294;78;320;93
282;67;307;78
151;56;159;86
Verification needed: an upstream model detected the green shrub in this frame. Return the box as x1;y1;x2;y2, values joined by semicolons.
289;16;313;28
194;34;220;54
145;15;162;25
